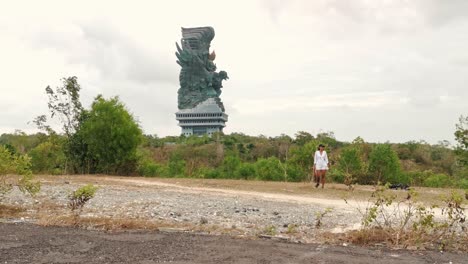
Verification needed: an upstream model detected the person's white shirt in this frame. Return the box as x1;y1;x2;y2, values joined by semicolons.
314;150;329;170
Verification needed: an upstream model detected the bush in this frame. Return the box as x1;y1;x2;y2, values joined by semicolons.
138;161;161;177
255;157;284;181
221;155;241;178
285;163;305;182
81;95;143;175
68;184;97;211
29;141;65;174
204;168;222;179
423;173;452;188
1;146;40;200
368;144;401;184
329;169;345;183
457;178;468;189
236;163;256;179
167;158;185;177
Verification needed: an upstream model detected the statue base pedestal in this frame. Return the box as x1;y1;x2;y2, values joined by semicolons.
175;98;228;136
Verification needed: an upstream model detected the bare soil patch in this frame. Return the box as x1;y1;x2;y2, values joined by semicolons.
1;223;466;264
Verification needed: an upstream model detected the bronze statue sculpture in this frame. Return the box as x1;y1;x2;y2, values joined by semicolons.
175;27;229;111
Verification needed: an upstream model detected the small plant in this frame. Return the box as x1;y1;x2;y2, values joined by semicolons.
286;224;298;234
315;208;333;228
263;225;277;236
345;184;467;251
0;146;40;201
68;184;98;212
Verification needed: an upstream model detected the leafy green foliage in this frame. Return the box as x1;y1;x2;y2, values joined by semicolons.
293;131;314;146
368;144;401;184
29;140;66;174
254;157;284;181
0;131;45;154
236;162;256;179
0;146;40;200
68;184;98;211
454;115;468;178
423;173;452;188
44;76;83;137
221;154;241;178
81;95;143;175
337;145;364;186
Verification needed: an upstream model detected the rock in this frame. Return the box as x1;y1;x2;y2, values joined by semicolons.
273;211;279;215
407;246;418;251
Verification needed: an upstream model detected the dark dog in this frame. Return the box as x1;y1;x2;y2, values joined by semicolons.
389;183;410;190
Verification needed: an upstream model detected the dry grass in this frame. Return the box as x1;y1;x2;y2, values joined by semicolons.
36;213;248;237
0;204;26;218
343;227;468;252
38;215;168;231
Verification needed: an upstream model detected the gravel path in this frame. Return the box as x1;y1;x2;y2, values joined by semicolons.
2;176;363;241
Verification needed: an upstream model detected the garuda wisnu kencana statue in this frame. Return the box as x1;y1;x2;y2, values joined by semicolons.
175;27;228;111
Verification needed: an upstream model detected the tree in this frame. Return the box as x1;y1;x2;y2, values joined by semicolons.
29;140;66;174
453;115;468;178
0;146;40;200
337;145;363;185
34;77;88;173
454;115;468;164
81;95;142;175
44;76;83;137
294;131;314;146
288;139;319;178
368;144;401;184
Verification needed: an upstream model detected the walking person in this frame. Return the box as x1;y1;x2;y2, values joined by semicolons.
313;144;329;188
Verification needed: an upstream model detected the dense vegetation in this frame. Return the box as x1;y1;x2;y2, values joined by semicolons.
1;77;466;189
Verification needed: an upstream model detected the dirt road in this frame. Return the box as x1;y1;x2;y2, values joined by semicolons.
1;223;464;264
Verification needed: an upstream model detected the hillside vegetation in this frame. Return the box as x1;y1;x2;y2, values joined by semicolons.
1;77;466;189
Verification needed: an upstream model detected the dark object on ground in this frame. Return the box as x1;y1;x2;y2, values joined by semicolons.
1;223;466;264
389;183;410;190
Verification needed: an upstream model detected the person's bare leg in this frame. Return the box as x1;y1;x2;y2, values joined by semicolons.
321;171;326;188
315;170;322;188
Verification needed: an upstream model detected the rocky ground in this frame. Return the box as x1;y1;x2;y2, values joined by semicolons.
1;175;466;263
2;176;363;242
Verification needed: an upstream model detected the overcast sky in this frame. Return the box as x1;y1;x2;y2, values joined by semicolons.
1;0;467;144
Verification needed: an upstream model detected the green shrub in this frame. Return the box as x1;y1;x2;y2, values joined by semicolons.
68;184;97;211
236;163;256;179
204;168;221;179
254;157;284;181
168;158;185;177
138;161;161;177
329;169;345;183
423;173;452;188
404;171;428;186
395;172;411;185
29;141;65;174
1;146;40;200
285;163;304;182
368;144;401;184
221;155;241;178
456;178;468;189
